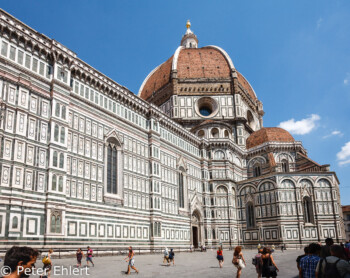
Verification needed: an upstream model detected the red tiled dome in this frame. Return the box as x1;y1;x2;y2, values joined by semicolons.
138;46;257;101
246;127;295;149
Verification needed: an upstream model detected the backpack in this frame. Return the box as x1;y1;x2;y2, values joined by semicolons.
42;255;51;265
320;258;341;278
252;255;262;266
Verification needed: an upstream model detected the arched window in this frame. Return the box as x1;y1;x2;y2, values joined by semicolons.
212;229;216;239
59;153;64;168
58;176;63;192
53;151;58;167
303;196;314;223
107;143;118;194
12;216;18;229
178;166;185;208
197;130;205;138
216;186;228;207
211;128;219;138
52;175;57;191
55;103;60;117
253;166;261;177
50;211;61;233
214;150;225;160
60;127;65;144
54;124;59;141
281;159;289;172
224;130;229;138
246;202;255;229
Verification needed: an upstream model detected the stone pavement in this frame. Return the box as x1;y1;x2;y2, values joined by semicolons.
8;249;303;278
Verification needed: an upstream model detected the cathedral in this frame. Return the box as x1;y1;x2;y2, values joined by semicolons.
0;10;345;250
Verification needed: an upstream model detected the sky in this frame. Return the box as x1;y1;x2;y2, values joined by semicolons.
1;1;350;204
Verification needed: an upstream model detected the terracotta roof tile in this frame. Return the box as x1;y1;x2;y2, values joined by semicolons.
140;56;173;100
246;127;295;149
177;48;231;79
237;71;257;101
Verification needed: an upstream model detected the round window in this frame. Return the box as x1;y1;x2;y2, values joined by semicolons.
195;97;218;118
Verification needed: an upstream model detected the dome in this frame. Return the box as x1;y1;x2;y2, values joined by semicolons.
138;22;257;103
139;46;257;101
246;127;295;149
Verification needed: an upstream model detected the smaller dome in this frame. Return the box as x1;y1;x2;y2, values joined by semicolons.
246;127;295;149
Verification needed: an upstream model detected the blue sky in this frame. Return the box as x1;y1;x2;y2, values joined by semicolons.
2;1;350;204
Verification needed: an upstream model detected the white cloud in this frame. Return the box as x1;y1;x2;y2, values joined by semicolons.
344;73;350;85
317;18;323;29
278;114;320;135
323;130;343;139
337;142;350;167
339;159;350;166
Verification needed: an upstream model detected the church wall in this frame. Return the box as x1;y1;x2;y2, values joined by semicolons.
0;26;204;247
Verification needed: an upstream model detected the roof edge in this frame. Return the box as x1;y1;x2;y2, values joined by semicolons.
237;71;257;99
204;45;236;70
172;46;185;71
138;64;162;97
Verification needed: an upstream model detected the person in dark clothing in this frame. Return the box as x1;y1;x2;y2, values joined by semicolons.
261;247;279;278
320;238;334;259
76;248;84;267
168;248;175;266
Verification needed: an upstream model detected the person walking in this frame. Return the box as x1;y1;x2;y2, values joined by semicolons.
299;243;321;278
76;248;84;267
254;248;263;278
163;247;170;265
86;246;94;267
261;247;279;278
232;246;246;278
217;246;224;268
316;244;350;278
124;246;139;275
41;249;53;278
169;248;175;266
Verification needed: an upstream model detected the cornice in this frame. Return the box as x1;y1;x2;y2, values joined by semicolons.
247;141;305;157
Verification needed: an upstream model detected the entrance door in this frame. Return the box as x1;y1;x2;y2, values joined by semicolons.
192;226;198;248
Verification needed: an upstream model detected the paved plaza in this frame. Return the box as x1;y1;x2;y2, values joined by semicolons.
18;249;303;278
